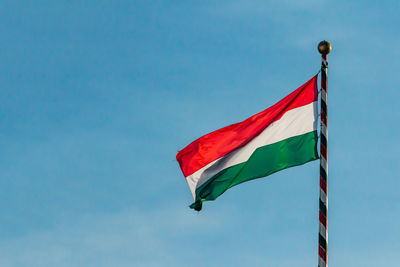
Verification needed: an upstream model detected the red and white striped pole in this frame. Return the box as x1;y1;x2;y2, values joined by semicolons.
318;40;331;267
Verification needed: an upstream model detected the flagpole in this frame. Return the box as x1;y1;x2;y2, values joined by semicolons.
318;40;331;267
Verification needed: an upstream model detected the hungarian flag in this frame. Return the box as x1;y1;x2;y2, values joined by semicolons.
176;75;319;211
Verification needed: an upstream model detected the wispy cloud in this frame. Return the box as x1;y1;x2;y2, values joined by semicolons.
0;206;228;267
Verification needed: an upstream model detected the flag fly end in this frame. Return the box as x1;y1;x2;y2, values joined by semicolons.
190;200;203;211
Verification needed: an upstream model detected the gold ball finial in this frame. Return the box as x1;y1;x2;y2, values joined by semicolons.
318;40;332;55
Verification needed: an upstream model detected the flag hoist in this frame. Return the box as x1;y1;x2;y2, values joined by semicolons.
318;40;331;267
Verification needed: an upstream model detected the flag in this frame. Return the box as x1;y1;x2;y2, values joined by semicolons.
176;75;319;211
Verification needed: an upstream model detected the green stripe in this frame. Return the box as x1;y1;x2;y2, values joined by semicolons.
190;131;318;211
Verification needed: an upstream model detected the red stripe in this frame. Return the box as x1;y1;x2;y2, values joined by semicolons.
320;176;327;193
320;144;327;160
321;111;327;126
319;245;327;262
319;211;327;227
176;75;319;177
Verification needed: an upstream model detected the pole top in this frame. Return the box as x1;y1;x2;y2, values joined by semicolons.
318;40;332;55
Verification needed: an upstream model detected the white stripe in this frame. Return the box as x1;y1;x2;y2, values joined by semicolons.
321;89;327;103
320;189;327;205
321;122;327;137
320;156;327;172
318;257;326;267
185;102;317;199
319;223;327;240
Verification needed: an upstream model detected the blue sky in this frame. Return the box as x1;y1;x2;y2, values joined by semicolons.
1;1;399;266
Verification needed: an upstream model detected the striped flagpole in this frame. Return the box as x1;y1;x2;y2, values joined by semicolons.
318;40;331;267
